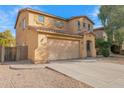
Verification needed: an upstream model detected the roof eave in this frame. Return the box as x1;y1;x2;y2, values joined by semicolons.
15;8;95;29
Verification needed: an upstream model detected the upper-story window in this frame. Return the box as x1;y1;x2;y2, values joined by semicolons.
88;24;93;32
22;19;26;29
77;21;80;28
88;24;91;31
83;23;86;28
76;21;81;31
38;15;44;23
90;25;93;32
54;21;64;28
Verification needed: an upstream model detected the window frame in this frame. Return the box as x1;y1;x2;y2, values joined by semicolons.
76;20;81;31
54;21;64;28
38;15;45;23
88;24;91;31
83;22;86;28
22;18;26;30
88;24;93;32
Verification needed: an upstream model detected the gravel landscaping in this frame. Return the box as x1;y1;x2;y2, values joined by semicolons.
0;56;124;88
0;65;92;88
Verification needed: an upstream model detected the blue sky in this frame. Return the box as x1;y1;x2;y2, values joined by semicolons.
0;5;102;36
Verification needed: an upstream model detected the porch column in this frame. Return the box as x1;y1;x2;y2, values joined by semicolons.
79;40;83;58
92;40;96;57
82;35;87;58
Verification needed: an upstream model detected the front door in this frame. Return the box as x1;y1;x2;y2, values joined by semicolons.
87;40;92;57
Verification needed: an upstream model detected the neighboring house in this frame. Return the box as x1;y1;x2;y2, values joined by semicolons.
15;8;96;64
93;27;108;55
93;27;108;41
93;27;124;54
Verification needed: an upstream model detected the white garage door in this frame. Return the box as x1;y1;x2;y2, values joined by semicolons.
48;38;80;60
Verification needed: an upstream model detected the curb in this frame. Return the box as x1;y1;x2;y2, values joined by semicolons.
9;65;45;70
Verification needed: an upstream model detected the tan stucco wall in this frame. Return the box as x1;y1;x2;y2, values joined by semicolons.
27;12;93;34
16;11;28;46
34;34;48;63
82;34;96;57
26;30;38;61
16;11;39;62
68;17;93;33
16;11;38;61
28;12;68;31
16;29;38;62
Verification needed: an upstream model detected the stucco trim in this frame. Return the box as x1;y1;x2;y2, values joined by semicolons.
47;35;81;41
37;30;83;39
84;32;96;37
67;16;95;24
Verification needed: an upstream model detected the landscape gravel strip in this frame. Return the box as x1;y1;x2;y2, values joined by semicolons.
0;65;92;88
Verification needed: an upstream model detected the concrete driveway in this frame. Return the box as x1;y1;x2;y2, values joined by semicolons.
46;60;124;88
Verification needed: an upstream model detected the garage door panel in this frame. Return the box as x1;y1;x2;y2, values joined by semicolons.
48;39;80;60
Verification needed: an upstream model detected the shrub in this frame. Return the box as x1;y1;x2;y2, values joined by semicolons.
101;48;110;57
96;38;111;57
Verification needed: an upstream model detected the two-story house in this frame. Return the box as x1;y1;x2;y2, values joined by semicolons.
15;8;96;64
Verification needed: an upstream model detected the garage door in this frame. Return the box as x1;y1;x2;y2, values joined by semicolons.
48;38;80;60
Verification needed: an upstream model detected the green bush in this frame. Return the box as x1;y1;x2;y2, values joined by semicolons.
101;48;110;57
95;38;111;57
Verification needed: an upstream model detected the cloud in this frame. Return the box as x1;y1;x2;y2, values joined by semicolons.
10;5;44;15
87;6;100;19
0;10;9;24
0;5;45;35
0;5;47;36
0;5;43;26
0;25;13;29
9;5;32;16
91;6;100;17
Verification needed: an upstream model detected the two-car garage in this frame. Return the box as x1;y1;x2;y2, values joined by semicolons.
48;38;80;60
33;32;96;64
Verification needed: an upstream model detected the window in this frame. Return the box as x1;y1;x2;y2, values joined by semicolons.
78;21;80;27
88;24;93;32
38;15;44;23
77;21;80;28
76;21;81;31
22;19;26;29
54;21;64;28
88;24;90;31
83;23;86;28
90;25;93;32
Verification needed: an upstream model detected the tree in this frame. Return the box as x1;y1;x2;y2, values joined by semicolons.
115;27;124;46
98;6;124;53
0;30;15;47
